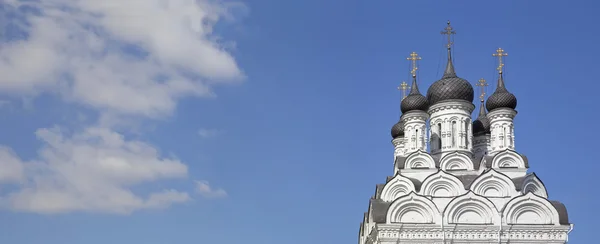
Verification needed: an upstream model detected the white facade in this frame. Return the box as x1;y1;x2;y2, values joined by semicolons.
402;111;429;155
360;147;573;243
488;108;517;155
428;100;475;158
359;26;572;244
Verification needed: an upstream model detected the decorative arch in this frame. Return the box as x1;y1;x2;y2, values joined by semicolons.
470;169;518;197
521;173;549;198
440;151;474;171
444;191;500;225
420;170;465;197
404;150;436;169
502;192;560;225
491;149;526;168
386;192;441;224
380;174;417;202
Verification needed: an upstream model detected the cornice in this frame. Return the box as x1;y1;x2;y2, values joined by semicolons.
427;100;475;114
488;108;517;120
400;111;429;122
374;225;571;242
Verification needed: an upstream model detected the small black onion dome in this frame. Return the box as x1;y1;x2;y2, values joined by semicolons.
486;73;517;111
426;50;474;105
391;121;404;138
473;101;491;135
400;77;429;113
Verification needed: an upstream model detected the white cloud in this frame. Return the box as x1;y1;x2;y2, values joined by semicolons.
198;128;221;138
0;126;190;214
0;147;24;184
0;0;245;118
195;180;227;199
0;0;243;214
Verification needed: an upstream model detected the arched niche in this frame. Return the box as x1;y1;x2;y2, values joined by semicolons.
521;173;549;199
470;169;518;197
491;149;526;169
420;170;465;197
386;192;441;224
502;192;560;225
444;191;500;225
380;174;417;202
404;150;436;169
439;152;474;171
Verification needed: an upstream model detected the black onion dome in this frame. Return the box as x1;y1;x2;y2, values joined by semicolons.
400;77;428;113
473;101;491;135
426;50;474;105
486;73;517;111
391;121;404;138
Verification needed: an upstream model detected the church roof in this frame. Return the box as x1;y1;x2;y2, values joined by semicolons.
473;100;491;135
426;23;474;106
550;201;570;225
426;74;474;106
486;72;517;111
390;121;404;139
401;76;428;113
369;170;569;225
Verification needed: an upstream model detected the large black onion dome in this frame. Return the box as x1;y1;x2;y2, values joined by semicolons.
486;73;517;111
391;121;404;138
426;50;474;105
473;101;491;135
401;77;428;113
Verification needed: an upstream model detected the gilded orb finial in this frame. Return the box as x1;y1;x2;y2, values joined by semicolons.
476;78;488;102
492;48;508;74
441;21;456;49
398;81;409;99
406;52;422;77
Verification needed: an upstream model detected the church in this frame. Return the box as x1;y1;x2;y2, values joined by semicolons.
357;22;573;243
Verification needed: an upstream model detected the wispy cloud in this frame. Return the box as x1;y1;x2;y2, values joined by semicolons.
195;181;228;199
1;126;190;214
198;128;222;138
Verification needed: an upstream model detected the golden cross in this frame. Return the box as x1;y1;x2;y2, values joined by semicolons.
492;48;508;74
476;78;488;102
398;81;409;99
440;20;456;49
406;51;421;77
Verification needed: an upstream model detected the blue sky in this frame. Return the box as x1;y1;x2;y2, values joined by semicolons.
0;0;598;243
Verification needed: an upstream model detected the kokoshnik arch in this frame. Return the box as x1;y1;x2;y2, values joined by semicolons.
358;22;573;244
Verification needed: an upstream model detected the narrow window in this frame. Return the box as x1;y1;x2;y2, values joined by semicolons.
503;126;508;148
437;123;442;150
416;128;419;149
464;120;469;147
452;121;457;148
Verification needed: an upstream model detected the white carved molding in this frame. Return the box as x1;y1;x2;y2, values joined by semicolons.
386;192;441;224
502;192;560;225
470;169;518;197
380;174;416;202
443;191;500;225
420;170;466;197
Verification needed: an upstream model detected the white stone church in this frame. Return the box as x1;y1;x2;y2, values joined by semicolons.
357;22;573;244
